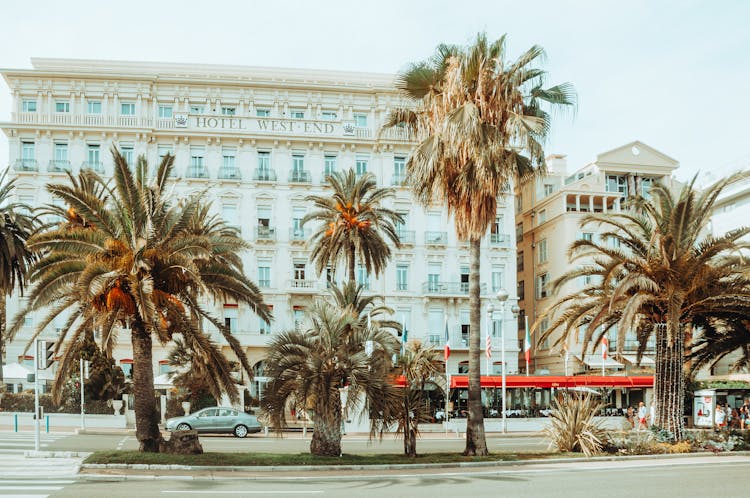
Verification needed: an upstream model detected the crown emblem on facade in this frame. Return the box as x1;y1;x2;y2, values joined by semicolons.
174;114;188;127
342;122;355;135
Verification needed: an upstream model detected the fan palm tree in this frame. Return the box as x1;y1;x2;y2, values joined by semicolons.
303;169;403;283
0;170;37;384
537;173;750;441
384;32;575;455
395;340;443;457
8;148;271;452
261;289;400;456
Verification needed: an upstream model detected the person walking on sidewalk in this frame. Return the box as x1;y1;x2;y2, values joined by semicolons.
637;402;648;431
715;404;726;430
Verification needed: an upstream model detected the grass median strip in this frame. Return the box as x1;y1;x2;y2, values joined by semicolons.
84;451;561;467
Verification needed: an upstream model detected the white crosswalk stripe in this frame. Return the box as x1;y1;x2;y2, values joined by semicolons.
0;432;71;453
0;445;81;496
0;478;75;498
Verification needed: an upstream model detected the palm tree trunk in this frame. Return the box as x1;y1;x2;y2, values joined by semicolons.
310;394;342;456
464;238;488;456
653;315;686;441
131;318;163;452
348;242;356;284
404;389;416;457
0;295;5;385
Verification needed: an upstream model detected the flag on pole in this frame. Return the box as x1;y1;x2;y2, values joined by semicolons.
485;333;492;359
601;336;608;360
444;318;450;361
524;321;532;364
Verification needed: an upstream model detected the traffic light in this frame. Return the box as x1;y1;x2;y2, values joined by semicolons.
40;340;55;369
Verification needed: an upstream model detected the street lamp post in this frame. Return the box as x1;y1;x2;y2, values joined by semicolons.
495;289;509;434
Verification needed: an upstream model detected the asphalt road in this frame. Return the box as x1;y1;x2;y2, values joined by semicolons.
50;456;750;497
36;431;548;454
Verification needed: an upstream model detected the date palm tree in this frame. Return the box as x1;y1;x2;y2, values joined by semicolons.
8;148;271;451
262;292;399;456
303;169;403;283
396;339;443;457
384;32;575;455
0;170;37;383
537;173;750;441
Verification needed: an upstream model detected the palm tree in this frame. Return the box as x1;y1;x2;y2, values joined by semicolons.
261;288;400;457
537;173;750;441
396;339;443;457
303;169;403;283
385;33;575;455
8;148;271;451
0;170;37;384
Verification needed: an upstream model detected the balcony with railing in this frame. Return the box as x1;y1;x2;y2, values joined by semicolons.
397;230;415;246
289;227;311;243
622;338;656;352
287;279;318;293
218;167;241;180
254;226;276;242
253;168;277;182
391;174;407;186
185;165;209;179
424;231;448;246
81;161;104;174
48;160;71;173
489;233;511;248
421;281;487;296
288;170;312;184
378;127;413;142
13;159;38;172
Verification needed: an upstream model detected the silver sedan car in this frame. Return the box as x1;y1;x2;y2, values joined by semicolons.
165;407;262;438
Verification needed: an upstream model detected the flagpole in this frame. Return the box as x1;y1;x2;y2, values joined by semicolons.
601;338;605;377
524;316;530;376
444;316;450;436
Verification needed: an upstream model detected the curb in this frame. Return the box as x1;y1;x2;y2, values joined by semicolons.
26;450;93;458
79;450;750;476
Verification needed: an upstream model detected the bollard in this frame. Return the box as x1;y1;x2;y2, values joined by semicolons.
264;426;269;437
14;413;18;432
45;415;50;433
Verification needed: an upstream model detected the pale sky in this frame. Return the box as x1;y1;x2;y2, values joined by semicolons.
1;0;748;180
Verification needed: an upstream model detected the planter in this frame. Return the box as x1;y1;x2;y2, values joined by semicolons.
112;400;124;415
181;401;191;416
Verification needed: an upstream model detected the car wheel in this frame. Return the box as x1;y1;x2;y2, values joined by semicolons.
176;423;192;431
234;424;248;438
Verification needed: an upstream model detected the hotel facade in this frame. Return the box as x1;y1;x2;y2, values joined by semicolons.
0;59;520;400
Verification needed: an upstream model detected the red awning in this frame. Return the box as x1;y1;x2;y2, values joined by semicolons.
120;358;134;364
449;375;653;389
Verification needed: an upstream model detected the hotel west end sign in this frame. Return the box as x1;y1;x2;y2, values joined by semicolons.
174;113;355;137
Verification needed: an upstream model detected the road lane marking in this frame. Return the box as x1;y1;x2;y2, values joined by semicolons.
116;436;129;450
0;485;63;490
162;491;323;495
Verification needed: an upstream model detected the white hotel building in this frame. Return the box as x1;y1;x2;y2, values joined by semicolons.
1;59;519;398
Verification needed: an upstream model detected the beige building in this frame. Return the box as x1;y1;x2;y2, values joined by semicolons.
515;141;679;376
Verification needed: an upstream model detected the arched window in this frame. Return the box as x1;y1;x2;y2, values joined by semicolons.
458;361;469;374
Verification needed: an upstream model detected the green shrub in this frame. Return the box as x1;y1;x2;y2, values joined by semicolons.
544;394;607;456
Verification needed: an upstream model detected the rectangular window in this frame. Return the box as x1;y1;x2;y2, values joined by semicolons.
460;310;470;345
293;308;305;331
491;266;504;293
579;232;594;242
324;154;337;177
641;177;655;199
257;206;271;228
158;105;173;118
222;148;236;167
292;154;305;174
22;100;37;112
289;109;305;119
515;194;523;213
428;309;444;339
259;316;271;335
396;264;408;291
157;145;173;163
539;319;550;349
395;211;408;236
222;204;238;227
355;154;369;176
606;175;628;195
517;251;524;272
87;144;100;164
544;183;554;196
54;142;68;161
292;207;306;238
460;266;469;293
256;108;270;117
189;146;206;177
321;110;337;121
293;261;306;281
55;101;70;113
516;222;523;241
354;113;367;127
397;309;412;340
357;265;370;290
326;266;335;289
120;145;134;165
190;105;204;114
87;101;102;114
21;142;35;162
393;156;406;184
120;103;135;115
221;106;236;116
538;239;548;264
427;263;441;292
537;273;549;299
223;306;238;333
538;209;547;224
258;260;271;288
518;280;525;301
257;151;271;172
